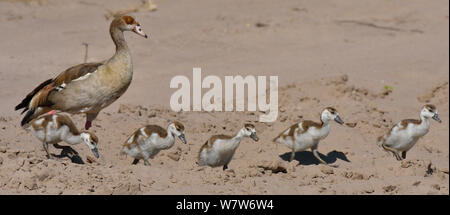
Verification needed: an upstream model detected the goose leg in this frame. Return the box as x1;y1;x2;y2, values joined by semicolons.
223;164;228;171
85;112;99;130
85;121;92;130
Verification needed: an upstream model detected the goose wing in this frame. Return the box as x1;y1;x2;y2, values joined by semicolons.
16;62;103;125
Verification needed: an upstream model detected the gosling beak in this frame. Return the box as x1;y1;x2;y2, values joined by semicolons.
133;25;148;38
250;133;259;142
335;115;344;125
178;133;187;144
432;114;442;123
91;147;99;158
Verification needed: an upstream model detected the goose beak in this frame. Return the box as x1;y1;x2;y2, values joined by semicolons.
335;115;344;125
250;133;259;142
178;133;187;144
432;114;441;123
133;25;148;38
91;147;99;158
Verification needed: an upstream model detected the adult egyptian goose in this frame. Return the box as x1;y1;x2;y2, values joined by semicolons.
24;113;100;159
378;104;441;161
15;15;148;129
198;124;259;171
273;107;344;166
121;121;186;166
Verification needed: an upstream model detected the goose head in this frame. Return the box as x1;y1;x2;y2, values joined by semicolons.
112;15;148;38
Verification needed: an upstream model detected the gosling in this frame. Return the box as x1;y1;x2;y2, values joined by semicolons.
121;121;186;166
273;107;344;166
198;124;259;171
24;113;99;159
378;104;441;161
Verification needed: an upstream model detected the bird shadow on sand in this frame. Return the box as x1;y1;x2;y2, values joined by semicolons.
50;146;85;164
279;150;350;166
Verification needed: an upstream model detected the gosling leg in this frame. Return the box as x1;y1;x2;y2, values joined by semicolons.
312;148;327;165
401;151;407;159
290;144;296;162
42;142;52;159
382;143;402;161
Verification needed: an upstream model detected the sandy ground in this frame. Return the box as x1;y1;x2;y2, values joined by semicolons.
0;0;448;194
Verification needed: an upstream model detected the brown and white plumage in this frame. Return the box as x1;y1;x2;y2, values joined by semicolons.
378;104;441;161
198;124;259;171
273;107;344;166
15;15;148;129
24;113;100;159
121;122;186;166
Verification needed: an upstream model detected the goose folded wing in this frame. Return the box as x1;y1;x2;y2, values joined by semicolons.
15;62;104;114
53;62;103;87
35;62;104;107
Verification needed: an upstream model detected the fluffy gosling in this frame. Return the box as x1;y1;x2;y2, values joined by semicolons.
198;124;259;171
378;104;441;160
121;121;186;165
273;107;344;166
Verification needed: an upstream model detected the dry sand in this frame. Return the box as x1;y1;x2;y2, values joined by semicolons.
0;0;448;194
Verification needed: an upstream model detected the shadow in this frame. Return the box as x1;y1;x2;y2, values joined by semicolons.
51;145;85;165
279;150;350;166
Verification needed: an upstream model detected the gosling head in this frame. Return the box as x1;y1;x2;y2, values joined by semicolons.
80;131;99;158
243;124;259;141
422;104;441;123
113;15;148;38
168;121;187;144
322;107;344;125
